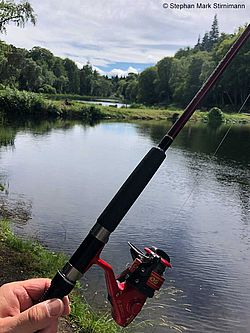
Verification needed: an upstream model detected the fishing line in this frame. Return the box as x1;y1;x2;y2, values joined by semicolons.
172;92;250;224
145;95;250;333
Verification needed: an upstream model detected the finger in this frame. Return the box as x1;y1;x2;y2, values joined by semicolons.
0;281;43;316
18;279;52;302
3;279;52;313
62;297;71;316
7;298;64;333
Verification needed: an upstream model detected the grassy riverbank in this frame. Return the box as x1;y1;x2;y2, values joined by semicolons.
0;89;104;121
0;220;121;333
0;89;249;124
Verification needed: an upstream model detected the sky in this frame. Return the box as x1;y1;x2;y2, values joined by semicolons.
1;0;249;76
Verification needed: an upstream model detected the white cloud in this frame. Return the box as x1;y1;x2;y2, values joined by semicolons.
71;62;138;77
109;66;138;77
70;62;137;77
1;0;248;71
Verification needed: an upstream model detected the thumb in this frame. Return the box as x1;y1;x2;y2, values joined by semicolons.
11;299;64;333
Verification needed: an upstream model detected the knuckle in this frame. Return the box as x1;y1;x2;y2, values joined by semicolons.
28;306;43;325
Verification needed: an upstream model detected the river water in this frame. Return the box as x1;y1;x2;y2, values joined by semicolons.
0;119;250;333
77;99;128;108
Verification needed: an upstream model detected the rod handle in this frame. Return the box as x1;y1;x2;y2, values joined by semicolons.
97;147;166;232
39;271;75;302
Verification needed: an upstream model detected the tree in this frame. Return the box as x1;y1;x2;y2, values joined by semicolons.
52;57;67;93
19;58;43;91
183;52;209;103
194;35;202;51
175;46;192;59
0;40;10;81
111;75;119;95
0;44;28;88
201;32;211;51
92;75;112;97
64;58;80;94
169;57;189;105
156;57;173;104
54;75;68;93
52;57;66;77
30;47;54;69
0;0;36;34
116;79;126;99
80;63;94;95
29;47;56;89
124;74;138;103
113;73;139;102
214;27;250;108
209;15;219;48
138;66;158;105
201;16;220;51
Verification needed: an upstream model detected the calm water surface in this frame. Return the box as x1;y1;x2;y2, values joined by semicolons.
0;120;250;333
78;99;128;108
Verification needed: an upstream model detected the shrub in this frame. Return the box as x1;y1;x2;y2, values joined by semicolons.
0;88;104;121
207;107;224;123
0;88;46;116
82;105;103;120
45;102;62;116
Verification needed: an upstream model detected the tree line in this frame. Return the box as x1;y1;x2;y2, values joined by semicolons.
0;43;114;97
0;15;249;111
132;16;249;110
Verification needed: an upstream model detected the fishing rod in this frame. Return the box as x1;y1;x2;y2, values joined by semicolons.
40;24;250;327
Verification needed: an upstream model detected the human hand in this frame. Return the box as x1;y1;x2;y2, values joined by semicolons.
0;278;70;333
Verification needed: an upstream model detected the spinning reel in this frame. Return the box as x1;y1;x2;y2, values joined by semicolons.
93;242;172;327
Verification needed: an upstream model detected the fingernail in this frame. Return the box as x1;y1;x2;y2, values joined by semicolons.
46;299;63;317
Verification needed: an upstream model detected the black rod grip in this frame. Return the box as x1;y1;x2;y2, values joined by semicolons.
39;147;166;301
39;272;75;302
96;147;166;232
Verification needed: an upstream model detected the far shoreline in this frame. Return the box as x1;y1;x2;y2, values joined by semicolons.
0;89;249;124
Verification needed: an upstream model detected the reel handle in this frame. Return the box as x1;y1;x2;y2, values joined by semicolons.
145;247;172;268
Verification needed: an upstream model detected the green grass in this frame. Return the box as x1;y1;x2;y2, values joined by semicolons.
95;104;183;120
0;220;122;333
0;220;67;277
223;112;250;123
87;104;250;123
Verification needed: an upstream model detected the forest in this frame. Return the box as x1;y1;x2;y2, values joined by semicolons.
0;16;249;111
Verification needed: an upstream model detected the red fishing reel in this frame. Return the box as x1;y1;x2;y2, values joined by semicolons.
92;242;172;327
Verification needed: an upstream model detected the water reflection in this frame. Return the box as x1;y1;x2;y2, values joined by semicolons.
135;121;250;165
0;126;16;147
0;119;250;332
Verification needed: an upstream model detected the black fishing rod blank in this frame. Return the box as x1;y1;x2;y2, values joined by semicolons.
40;24;250;326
